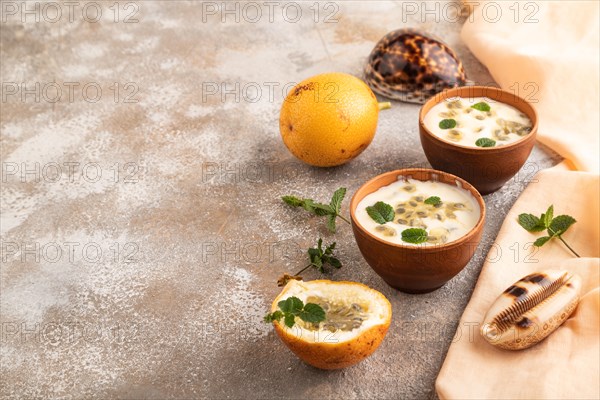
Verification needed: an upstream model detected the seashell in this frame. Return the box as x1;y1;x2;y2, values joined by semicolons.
480;270;581;350
364;29;467;104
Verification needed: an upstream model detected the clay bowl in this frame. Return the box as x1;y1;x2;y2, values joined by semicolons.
419;86;538;194
350;169;486;294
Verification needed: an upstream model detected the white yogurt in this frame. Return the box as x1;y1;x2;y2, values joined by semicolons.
355;178;480;246
423;97;532;148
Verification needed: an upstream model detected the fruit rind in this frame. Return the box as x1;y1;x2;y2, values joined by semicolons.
270;279;392;369
279;73;380;167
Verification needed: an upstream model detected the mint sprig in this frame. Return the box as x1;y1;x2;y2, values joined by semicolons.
306;239;342;273
518;205;579;257
366;201;395;224
471;102;491;112
282;188;350;233
278;238;342;286
401;228;428;244
424;196;441;206
475;138;496;148
264;296;326;328
439;119;457;129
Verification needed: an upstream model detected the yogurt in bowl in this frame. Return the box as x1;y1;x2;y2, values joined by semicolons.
355;178;480;246
418;86;538;194
423;96;532;148
350;168;486;293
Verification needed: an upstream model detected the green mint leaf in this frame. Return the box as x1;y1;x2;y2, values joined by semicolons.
300;199;316;212
299;303;326;323
366;201;395;224
281;189;350;233
282;195;303;207
544;205;554;228
282;196;331;217
316;238;323;251
324;241;336;255
401;228;428;244
439;119;457;129
326;214;337;233
518;213;546;232
313;257;324;273
475;138;496;148
330;188;346;215
327;257;342;268
424;196;441;206
278;296;304;314
307;247;321;262
303;239;342;274
517;205;579;257
284;313;296;328
471;102;491;112
548;215;576;236
264;310;283;323
312;203;333;216
533;236;552;247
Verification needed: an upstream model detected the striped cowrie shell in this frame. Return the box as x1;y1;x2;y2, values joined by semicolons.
480;270;581;350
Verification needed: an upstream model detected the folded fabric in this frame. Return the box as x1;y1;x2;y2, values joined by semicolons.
436;169;600;399
436;2;599;398
460;0;599;173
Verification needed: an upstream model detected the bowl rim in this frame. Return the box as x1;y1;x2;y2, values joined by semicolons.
350;168;486;252
418;85;538;152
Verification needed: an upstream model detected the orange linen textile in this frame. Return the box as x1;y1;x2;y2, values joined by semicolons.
436;1;600;398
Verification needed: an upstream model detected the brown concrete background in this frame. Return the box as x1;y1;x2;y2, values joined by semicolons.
1;1;561;398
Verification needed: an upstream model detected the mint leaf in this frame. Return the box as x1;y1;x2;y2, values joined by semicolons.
424;196;441;206
439;119;457;129
311;203;333;216
308;242;324;272
518;213;546;232
284;313;296;328
471;102;491;112
281;195;329;215
299;303;326;323
327;257;342;268
278;296;303;314
475;138;496;148
517;205;580;257
282;196;328;215
313;257;324;272
548;215;576;236
300;199;317;213
545;206;554;227
533;236;551;247
266;300;325;328
401;228;428;244
330;188;346;215
264;310;283;323
282;189;351;234
324;241;335;255
366;201;395;224
305;239;340;274
282;195;303;207
326;214;337;233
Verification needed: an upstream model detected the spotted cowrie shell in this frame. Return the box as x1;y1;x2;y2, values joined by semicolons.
480;270;581;350
364;29;467;104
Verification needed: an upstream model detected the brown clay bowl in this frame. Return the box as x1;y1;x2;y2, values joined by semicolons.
419;86;538;194
350;169;486;294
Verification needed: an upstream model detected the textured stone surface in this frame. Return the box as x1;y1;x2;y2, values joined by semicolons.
0;1;561;398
